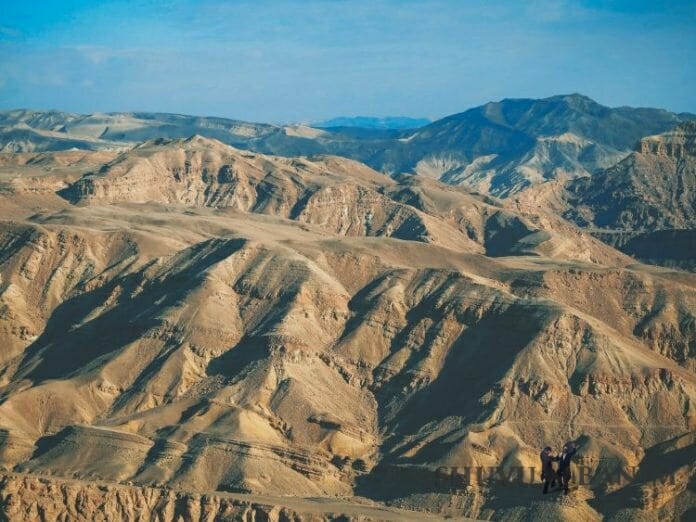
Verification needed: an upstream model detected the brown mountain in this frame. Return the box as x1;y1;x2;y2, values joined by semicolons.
0;137;694;520
563;122;696;270
3;95;692;199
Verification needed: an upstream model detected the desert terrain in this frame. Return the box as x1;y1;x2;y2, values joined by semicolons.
0;124;693;520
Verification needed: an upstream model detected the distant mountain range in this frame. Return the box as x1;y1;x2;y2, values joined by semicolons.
1;95;693;199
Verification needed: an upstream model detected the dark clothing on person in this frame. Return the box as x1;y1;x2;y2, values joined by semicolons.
540;449;558;494
558;466;572;494
558;446;576;470
557;445;577;494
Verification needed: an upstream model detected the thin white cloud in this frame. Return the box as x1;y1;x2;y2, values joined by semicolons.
0;25;21;39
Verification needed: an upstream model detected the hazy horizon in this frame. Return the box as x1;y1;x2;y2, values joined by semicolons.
1;1;695;122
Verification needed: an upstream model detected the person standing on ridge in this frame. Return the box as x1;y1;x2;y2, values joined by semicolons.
557;441;578;494
540;446;558;494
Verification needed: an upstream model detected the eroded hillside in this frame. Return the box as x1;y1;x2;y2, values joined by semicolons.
2;95;692;199
0;138;694;520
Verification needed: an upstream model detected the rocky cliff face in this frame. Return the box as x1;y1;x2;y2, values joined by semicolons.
0;473;291;522
638;121;696;158
562;122;696;270
567;121;696;231
0;473;440;521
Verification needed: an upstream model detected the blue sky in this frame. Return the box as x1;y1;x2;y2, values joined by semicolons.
0;0;694;122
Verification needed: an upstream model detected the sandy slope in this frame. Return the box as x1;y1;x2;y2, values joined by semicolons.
0;138;694;520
